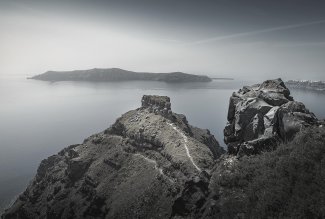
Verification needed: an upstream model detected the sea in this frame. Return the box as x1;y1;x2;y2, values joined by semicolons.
1;74;325;213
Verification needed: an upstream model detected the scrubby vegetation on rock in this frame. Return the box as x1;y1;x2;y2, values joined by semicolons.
208;127;325;219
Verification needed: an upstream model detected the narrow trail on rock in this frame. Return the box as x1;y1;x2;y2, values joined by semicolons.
167;123;202;172
134;153;174;183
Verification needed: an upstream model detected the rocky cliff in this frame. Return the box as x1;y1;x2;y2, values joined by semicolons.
30;68;212;83
286;80;325;92
224;78;320;155
2;95;223;219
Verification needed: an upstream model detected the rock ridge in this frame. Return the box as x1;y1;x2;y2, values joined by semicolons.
2;95;223;219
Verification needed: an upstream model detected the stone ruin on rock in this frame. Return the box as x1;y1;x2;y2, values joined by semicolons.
141;95;172;116
224;78;319;156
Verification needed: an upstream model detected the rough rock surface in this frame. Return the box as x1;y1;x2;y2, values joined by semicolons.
224;78;319;155
2;95;223;219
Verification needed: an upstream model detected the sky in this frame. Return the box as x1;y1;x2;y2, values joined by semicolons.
1;0;325;80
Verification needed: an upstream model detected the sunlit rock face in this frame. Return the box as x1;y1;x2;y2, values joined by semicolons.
224;78;319;156
2;95;223;219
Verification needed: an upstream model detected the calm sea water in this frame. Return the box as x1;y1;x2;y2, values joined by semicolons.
1;75;324;212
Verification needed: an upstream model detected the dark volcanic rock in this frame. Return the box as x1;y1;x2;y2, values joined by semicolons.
2;95;223;219
224;78;318;156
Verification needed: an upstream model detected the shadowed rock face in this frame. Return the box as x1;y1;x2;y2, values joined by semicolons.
224;78;319;156
2;95;223;219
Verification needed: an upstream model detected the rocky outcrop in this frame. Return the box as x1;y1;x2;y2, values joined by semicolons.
286;80;325;92
224;78;319;156
2;95;223;219
29;68;212;83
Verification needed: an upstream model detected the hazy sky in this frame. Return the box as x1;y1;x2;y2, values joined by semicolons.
1;0;325;80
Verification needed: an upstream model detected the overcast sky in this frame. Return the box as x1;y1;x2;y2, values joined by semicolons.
1;0;325;80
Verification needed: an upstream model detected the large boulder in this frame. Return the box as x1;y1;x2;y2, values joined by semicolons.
224;78;318;156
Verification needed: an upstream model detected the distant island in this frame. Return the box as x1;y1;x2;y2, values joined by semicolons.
286;80;325;92
29;68;212;83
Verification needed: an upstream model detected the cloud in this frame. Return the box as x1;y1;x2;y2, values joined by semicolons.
273;42;325;48
186;20;325;45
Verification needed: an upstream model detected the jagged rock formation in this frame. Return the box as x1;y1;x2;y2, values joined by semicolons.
224;78;319;155
29;68;212;83
286;80;325;92
2;95;223;219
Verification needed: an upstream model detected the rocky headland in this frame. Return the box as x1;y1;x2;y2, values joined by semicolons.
2;95;223;219
286;80;325;92
3;79;325;219
30;68;212;83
